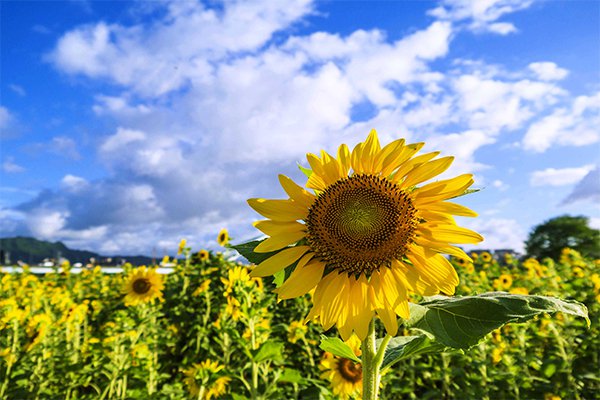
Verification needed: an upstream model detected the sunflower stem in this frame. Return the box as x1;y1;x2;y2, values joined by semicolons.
361;319;387;400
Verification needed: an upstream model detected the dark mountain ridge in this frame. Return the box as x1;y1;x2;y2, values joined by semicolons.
0;236;154;265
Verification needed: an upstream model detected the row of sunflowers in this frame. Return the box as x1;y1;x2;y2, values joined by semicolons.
0;237;598;399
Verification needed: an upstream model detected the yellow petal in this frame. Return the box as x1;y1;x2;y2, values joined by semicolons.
248;199;307;221
275;257;324;299
406;246;458;294
414;236;473;262
250;246;310;277
337;143;351;175
421;224;484;244
361;129;381;173
381;142;425;177
253;220;306;236
348;275;372;340
401;156;454;189
321;273;349;330
421;201;477;217
278;175;315;209
253;230;307;253
391;260;439;296
414;174;474;204
391;151;440;184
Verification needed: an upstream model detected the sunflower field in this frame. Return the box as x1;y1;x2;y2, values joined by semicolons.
0;243;598;400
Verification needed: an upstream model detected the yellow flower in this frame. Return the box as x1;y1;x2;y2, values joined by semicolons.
288;320;308;344
320;335;363;400
177;239;187;255
510;287;529;295
572;267;584;278
544;394;561;400
480;251;492;263
493;274;513;290
192;280;211;297
217;229;230;247
198;249;210;262
122;267;164;306
247;130;483;340
183;360;229;399
491;345;504;364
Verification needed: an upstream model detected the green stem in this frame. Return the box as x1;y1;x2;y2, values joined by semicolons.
361;319;389;400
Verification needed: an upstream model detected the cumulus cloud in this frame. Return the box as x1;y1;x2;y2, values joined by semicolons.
4;0;595;254
428;0;535;34
562;167;600;205
530;165;595;186
463;218;527;252
528;62;569;81
522;91;600;152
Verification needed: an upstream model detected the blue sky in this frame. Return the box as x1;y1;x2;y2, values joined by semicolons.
1;0;599;256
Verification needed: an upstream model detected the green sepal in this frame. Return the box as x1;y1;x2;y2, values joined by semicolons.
449;188;481;199
406;293;589;350
319;335;361;363
298;162;312;178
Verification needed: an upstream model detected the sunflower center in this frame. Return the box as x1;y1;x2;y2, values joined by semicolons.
132;278;152;294
337;358;362;383
306;174;417;275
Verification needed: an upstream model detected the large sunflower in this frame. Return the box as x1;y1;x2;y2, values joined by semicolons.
123;266;164;306
247;130;483;340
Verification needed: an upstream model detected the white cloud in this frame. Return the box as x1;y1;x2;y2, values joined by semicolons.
61;175;89;191
8;84;26;97
522;92;600;152
0;106;11;130
492;180;509;191
428;0;535;34
589;217;600;230
530;164;595;186
528;62;569;81
463;218;527;252
2;157;25;173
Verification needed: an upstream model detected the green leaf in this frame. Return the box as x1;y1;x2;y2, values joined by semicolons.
319;335;361;363
231;239;277;265
381;335;447;370
298;163;312;178
253;341;284;363
406;293;589;350
278;368;304;384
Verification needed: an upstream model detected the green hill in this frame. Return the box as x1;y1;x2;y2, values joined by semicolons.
0;236;153;265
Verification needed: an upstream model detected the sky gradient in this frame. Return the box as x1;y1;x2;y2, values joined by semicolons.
1;0;599;256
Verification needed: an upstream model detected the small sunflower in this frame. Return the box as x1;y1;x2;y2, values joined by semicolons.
480;251;493;263
493;274;513;290
177;239;187;255
123;267;164;306
217;229;230;247
320;336;362;399
183;359;230;399
198;249;210;262
247;130;483;340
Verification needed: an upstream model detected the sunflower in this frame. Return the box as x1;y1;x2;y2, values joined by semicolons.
493;274;513;290
123;267;164;306
183;359;230;399
320;336;363;399
480;251;493;263
247;130;483;340
217;229;230;247
198;249;210;262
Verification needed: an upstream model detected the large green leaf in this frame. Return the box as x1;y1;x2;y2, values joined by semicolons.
319;335;361;363
253;341;284;363
231;239;274;265
381;335;446;370
406;293;589;349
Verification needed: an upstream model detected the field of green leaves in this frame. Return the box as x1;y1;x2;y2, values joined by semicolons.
1;244;598;399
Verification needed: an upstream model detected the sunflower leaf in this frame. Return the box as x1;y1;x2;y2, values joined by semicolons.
319;335;361;363
406;293;589;350
381;334;447;370
231;239;278;265
253;341;284;363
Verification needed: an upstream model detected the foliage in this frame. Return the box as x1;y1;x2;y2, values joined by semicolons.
0;245;598;399
525;215;600;260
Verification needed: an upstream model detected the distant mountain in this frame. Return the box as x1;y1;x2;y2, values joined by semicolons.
0;236;154;266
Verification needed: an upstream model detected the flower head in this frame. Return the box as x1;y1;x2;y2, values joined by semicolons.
122;267;164;306
183;360;230;399
247;130;483;340
320;336;363;399
217;228;230;247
